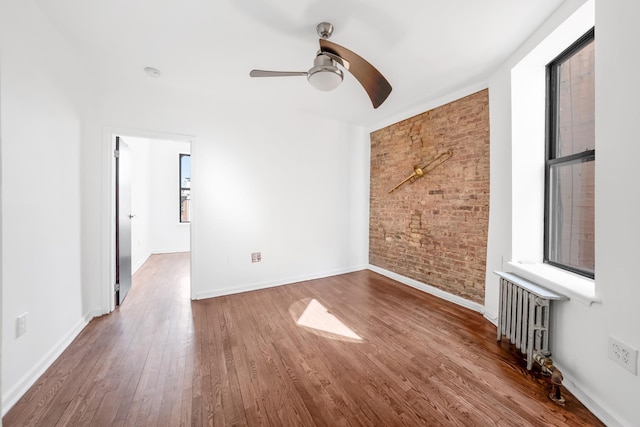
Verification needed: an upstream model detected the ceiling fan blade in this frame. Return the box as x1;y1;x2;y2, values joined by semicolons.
250;70;307;77
319;39;392;109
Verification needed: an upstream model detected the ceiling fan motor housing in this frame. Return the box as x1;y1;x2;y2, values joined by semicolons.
307;54;343;91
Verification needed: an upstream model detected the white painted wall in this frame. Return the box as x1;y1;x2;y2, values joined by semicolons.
148;139;191;254
0;11;4;421
128;137;152;272
0;0;92;412
482;63;513;323
594;0;640;424
188;108;369;299
486;0;640;424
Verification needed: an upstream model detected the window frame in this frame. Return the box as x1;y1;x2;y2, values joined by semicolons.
179;153;191;223
543;27;595;279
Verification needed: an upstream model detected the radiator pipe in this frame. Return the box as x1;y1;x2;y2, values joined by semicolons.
533;352;566;406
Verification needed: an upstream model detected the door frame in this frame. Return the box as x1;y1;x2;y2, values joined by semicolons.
102;127;196;314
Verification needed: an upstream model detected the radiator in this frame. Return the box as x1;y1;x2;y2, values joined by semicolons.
495;271;567;370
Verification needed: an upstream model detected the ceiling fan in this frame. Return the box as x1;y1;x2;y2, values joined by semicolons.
250;22;392;109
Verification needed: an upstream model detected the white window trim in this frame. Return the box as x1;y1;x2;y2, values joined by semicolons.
508;261;598;305
509;0;597;306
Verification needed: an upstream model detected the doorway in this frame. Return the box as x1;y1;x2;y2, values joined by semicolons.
111;132;193;310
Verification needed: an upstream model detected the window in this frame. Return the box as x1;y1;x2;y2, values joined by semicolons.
180;154;191;223
545;28;595;278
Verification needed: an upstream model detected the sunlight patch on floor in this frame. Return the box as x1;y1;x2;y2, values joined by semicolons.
290;298;362;342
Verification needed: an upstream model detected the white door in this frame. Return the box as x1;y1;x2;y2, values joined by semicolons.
115;136;133;305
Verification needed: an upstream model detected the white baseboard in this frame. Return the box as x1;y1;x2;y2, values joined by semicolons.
484;312;498;326
2;311;97;416
554;362;628;427
367;264;485;314
152;249;190;255
194;265;368;300
132;252;151;275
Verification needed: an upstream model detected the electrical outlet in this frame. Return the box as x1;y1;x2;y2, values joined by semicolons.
16;312;28;338
251;252;261;263
608;336;638;375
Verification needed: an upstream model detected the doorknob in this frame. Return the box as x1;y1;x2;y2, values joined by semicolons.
129;214;136;219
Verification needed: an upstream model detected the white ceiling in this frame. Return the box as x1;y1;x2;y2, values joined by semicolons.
34;0;565;127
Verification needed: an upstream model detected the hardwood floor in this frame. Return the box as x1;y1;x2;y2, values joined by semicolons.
4;253;603;426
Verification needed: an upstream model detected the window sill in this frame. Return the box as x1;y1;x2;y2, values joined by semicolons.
507;261;600;306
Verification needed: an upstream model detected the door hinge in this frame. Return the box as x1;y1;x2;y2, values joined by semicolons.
114;149;120;158
114;282;120;292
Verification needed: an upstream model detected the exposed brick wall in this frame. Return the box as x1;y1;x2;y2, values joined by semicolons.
369;89;490;303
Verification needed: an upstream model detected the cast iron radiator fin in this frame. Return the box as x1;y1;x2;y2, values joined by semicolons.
494;271;568;370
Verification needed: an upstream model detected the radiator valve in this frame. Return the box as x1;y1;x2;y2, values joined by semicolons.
533;352;566;406
549;368;565;406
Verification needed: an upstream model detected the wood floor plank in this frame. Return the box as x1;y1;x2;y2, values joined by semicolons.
4;253;604;426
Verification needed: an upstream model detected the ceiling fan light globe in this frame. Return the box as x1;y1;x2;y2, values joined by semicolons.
307;67;343;91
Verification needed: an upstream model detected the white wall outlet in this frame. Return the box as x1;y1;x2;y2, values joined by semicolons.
251;252;261;263
16;312;28;338
608;336;638;375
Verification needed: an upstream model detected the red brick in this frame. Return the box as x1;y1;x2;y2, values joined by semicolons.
369;90;490;304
